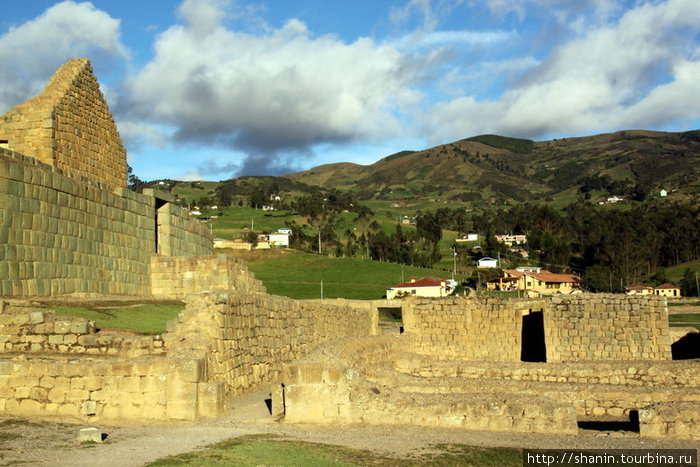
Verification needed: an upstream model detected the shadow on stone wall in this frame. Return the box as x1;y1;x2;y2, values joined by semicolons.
671;332;700;360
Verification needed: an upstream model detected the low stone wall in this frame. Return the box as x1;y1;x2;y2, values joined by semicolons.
401;295;672;362
277;333;699;438
150;255;266;300
166;292;377;399
394;356;700;387
639;402;700;440
0;301;164;358
279;336;579;434
0;355;219;423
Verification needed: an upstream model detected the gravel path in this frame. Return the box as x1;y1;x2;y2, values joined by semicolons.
1;385;698;467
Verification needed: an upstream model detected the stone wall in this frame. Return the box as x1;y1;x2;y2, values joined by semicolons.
279;336;579;435
545;294;671;361
150;255;265;299
165;292;377;399
401;297;540;361
0;301;164;358
0;150;155;297
0;150;213;298
401;295;671;362
0;59;127;188
156;202;214;257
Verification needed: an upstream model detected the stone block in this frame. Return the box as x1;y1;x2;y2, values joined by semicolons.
77;427;103;443
197;382;224;418
177;359;204;383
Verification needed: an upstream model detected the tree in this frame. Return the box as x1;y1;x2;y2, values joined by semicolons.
680;268;699;297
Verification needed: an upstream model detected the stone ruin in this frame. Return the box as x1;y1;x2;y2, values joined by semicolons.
0;59;697;442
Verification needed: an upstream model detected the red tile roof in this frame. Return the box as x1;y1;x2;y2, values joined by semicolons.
528;271;581;284
627;283;654;291
391;277;446;289
655;283;679;290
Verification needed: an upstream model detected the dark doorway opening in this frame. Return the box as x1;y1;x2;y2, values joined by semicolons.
378;307;403;334
154;199;168;253
521;310;546;362
578;410;640;433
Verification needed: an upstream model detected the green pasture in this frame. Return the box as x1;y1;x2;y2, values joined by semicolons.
239;249;453;300
145;435;522;467
668;313;700;330
49;303;184;334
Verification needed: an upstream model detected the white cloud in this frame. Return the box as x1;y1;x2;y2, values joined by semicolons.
0;1;127;111
425;0;700;142
122;0;417;174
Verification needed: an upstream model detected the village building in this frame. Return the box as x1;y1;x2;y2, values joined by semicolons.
268;230;290;247
487;267;581;295
495;234;527;245
477;257;499;268
626;283;655;295
386;277;449;299
627;283;681;297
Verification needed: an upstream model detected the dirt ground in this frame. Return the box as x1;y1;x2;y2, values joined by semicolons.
1;385;698;467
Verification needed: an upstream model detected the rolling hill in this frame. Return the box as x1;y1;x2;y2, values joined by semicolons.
283;130;700;204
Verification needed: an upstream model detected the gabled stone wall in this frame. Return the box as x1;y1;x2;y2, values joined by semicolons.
0;59;127;188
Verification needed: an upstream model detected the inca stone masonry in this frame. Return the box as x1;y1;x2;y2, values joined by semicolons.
0;59;697;441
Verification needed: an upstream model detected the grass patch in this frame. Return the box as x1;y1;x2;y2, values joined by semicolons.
237;249;452;300
145;435;522;467
49;303;184;334
669;313;700;330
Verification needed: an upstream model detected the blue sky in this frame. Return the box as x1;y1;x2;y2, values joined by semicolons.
1;0;699;181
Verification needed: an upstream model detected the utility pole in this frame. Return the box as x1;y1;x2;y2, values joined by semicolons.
453;247;457;281
696;272;699;298
320;280;324;299
318;228;322;254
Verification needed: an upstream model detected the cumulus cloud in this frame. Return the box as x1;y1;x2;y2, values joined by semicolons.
0;1;127;112
424;0;700;142
120;0;416;175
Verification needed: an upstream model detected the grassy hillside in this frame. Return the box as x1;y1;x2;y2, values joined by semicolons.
284;129;700;207
226;249;454;300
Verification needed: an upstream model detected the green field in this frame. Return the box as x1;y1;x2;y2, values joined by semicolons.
146;435;521;467
668;313;700;330
49;303;184;334
232;249;454;300
663;260;700;283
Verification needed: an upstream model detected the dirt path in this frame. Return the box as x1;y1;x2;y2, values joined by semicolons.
1;386;698;467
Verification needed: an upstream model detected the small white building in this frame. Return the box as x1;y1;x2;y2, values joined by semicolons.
386;277;448;299
268;232;290;247
477;257;498;268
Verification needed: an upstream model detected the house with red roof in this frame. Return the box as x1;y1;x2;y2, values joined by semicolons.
387;277;449;299
625;283;655;295
487;267;581;295
653;283;681;298
626;283;681;297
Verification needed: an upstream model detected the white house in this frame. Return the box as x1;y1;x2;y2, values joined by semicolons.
477;257;498;268
387;277;448;299
268;232;290;247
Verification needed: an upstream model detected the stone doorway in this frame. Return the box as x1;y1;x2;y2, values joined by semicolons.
521;310;547;362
